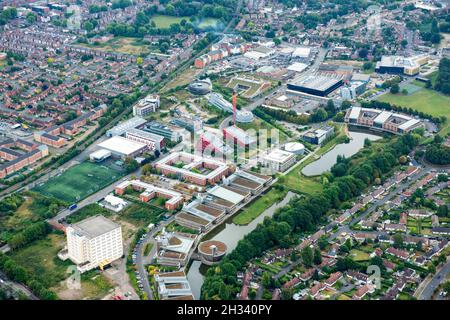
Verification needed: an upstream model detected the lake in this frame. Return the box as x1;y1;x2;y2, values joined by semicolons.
301;131;381;177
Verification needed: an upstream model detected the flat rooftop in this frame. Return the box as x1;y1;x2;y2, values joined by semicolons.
263;149;295;163
289;74;342;91
98;136;147;156
71;215;120;239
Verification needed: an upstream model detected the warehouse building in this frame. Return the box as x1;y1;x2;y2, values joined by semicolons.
287;74;343;97
97;136;147;159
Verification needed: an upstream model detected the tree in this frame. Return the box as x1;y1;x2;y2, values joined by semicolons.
124;157;139;173
313;248;322;265
399;155;408;164
390;83;400;94
280;288;293;300
437;205;448;218
393;233;404;249
301;246;313;267
261;272;274;288
26;12;37;24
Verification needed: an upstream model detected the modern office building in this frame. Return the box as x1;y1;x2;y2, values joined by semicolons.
66;215;123;273
261;148;297;173
125;128;165;152
143;121;183;142
344;107;424;134
302;126;335;145
155;271;194;300
375;55;428;76
133;94;160;117
223;125;257;147
106;116;147;137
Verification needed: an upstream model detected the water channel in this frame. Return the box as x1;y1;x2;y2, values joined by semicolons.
187;191;298;299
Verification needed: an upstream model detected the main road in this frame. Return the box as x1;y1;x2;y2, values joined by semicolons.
416;258;450;300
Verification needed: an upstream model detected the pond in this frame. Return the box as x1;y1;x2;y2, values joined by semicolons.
301;131;381;177
187;191;298;299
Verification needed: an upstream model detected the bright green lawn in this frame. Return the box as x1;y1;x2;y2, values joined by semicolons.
33;162;123;203
151;15;188;28
377;88;450;136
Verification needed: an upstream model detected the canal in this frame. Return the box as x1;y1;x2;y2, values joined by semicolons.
301;131;381;177
187;191;298;299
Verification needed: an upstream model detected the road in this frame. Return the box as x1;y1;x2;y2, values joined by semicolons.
417;258;450;300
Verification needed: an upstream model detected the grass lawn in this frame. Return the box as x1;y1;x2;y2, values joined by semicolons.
33;162;123;203
376;88;450;136
151;15;188;29
349;249;371;262
78;37;150;55
232;188;288;225
8;233;70;289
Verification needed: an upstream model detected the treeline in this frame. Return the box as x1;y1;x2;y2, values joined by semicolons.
201;134;419;299
360;100;446;125
435;57;450;95
0;253;57;300
8;222;51;250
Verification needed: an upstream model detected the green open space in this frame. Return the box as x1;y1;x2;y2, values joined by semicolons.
33;162;124;203
376;88;450;136
78;36;151;55
8;233;70;289
349;249;371;262
232;188;288;225
151;15;188;28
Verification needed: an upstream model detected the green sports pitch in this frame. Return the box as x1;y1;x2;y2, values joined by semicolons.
33;162;123;203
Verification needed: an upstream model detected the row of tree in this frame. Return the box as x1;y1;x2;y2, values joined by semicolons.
201;133;419;299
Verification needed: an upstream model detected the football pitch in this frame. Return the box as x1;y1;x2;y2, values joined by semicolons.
33;162;123;203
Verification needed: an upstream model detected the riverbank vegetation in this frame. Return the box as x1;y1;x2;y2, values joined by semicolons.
201;133;419;299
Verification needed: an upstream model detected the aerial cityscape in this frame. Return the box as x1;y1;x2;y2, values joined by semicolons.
0;0;449;304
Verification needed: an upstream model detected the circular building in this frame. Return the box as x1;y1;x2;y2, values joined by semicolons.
188;78;212;95
236;110;254;123
198;240;227;265
284;142;305;155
